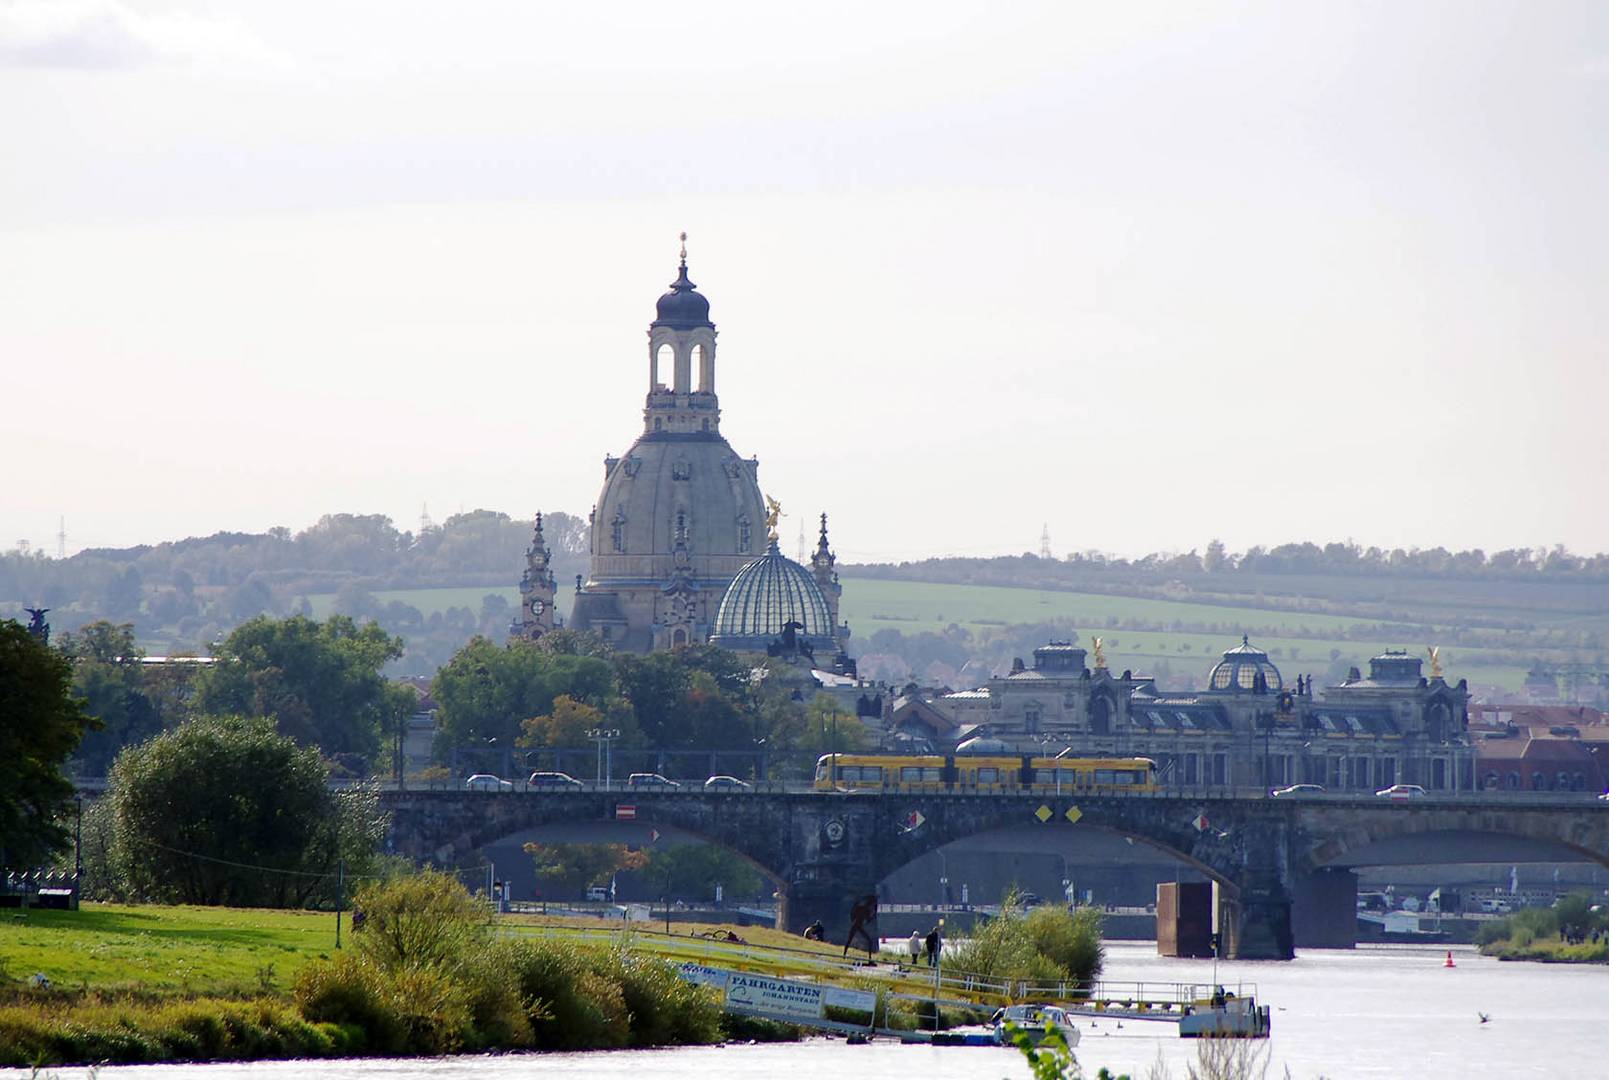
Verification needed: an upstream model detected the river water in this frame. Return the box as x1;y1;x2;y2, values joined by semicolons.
10;943;1607;1080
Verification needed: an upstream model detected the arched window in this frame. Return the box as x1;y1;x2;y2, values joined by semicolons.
654;417;663;432
652;343;671;389
1506;771;1520;790
1481;771;1498;790
672;629;688;647
1090;695;1113;736
1531;771;1546;790
1023;706;1041;733
1556;770;1571;791
693;344;710;392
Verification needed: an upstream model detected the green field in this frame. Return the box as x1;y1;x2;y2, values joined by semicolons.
300;577;1536;691
1;904;341;993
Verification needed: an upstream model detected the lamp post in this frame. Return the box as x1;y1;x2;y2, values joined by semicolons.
587;729;621;790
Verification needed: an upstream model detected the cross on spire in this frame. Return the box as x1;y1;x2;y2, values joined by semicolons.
678;230;688;266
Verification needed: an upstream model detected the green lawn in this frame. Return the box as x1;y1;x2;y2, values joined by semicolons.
0;904;341;993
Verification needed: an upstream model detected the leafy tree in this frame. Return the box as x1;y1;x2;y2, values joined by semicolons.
57;621;168;776
523;842;647;896
193;615;408;760
518;695;637;749
641;843;765;901
108;714;385;906
433;638;616;755
0;620;97;865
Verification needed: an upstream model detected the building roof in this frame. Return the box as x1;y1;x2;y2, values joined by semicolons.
652;259;713;329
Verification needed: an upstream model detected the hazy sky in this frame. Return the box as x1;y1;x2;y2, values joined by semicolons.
4;1;1606;563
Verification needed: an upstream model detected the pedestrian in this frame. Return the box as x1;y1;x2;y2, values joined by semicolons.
907;929;922;966
924;925;942;968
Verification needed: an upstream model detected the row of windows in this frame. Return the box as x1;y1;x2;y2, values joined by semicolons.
1482;770;1591;792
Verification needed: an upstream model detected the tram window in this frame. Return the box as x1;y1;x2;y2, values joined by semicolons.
1095;769;1115;785
976;767;1000;783
863;766;882;782
900;766;938;782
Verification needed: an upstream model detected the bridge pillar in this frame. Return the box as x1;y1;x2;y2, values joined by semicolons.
1292;868;1357;949
1224;873;1294;960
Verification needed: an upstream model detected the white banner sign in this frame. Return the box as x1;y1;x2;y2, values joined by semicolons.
724;972;824;1021
678;963;733;990
822;985;878;1014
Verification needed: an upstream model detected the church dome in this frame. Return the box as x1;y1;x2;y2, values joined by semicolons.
1206;636;1283;693
710;540;834;652
652;263;712;329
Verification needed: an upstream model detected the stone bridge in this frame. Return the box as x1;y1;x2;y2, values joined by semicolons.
381;787;1609;960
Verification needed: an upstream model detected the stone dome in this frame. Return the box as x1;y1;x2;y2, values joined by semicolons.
1206;635;1283;693
652;263;713;329
710;540;835;652
588;434;766;585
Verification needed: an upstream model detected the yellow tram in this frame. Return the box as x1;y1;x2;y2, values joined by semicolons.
813;753;1160;794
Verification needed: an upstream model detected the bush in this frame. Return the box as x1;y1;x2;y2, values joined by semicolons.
1027;906;1105;989
351;869;491;971
0;994;340;1067
948;893;1106;992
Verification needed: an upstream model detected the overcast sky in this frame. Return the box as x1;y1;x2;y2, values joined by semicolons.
3;1;1606;563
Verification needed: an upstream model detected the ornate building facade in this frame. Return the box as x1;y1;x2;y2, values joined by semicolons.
895;638;1475;793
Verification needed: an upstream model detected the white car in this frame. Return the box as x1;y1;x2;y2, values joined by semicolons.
1271;784;1326;798
465;773;513;792
1375;783;1427;801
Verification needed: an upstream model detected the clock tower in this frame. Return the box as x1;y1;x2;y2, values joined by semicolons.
518;512;558;640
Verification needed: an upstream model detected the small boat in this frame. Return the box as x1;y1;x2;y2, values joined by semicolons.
1178;990;1272;1039
992;1004;1081;1048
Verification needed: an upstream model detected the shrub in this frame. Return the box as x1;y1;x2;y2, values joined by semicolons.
351;869;491;971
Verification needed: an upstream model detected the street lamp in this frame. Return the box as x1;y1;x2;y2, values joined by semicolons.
586;729;621;790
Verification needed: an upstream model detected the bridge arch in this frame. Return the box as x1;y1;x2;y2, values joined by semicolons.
1294;803;1609;876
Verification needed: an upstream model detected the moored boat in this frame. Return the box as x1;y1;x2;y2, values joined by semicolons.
991;1003;1081;1047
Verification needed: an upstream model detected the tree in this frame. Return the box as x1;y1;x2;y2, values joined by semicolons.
432;637;616;756
523;842;647;896
518;695;638;749
0;620;97;865
641;844;765;902
57;621;169;776
108;714;385;906
193;615;407;761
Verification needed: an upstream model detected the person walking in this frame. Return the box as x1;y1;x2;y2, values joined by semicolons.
907;930;923;967
924;925;942;968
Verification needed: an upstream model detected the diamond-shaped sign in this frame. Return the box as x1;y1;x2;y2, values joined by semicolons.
1191;813;1210;832
1064;806;1083;825
1034;804;1053;823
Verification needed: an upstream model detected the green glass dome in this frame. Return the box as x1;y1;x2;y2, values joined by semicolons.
710;540;834;653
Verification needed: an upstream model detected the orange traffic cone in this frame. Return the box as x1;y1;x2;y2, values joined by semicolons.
1444;951;1455;968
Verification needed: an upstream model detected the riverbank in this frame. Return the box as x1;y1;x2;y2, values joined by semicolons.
1480;938;1609;963
0;881;813;1067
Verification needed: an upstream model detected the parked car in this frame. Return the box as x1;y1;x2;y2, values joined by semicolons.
1599;792;1609;802
1018;892;1044;908
1271;784;1326;798
704;775;752;791
1375;783;1427;801
627;772;681;789
584;885;611;902
465;773;513;792
528;771;582;789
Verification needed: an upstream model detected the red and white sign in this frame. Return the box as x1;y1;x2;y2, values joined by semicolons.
615;804;637;821
1191;813;1210;832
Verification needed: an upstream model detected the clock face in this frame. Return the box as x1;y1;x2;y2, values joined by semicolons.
532;600;545;615
823;819;846;845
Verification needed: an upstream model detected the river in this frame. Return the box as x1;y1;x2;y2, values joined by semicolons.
10;943;1607;1079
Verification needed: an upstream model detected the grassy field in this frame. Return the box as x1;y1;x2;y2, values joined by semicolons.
297;576;1539;691
0;903;844;994
1;904;341;993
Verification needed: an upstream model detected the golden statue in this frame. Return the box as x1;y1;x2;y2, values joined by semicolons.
1092;637;1107;670
764;495;782;542
1427;645;1442;679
